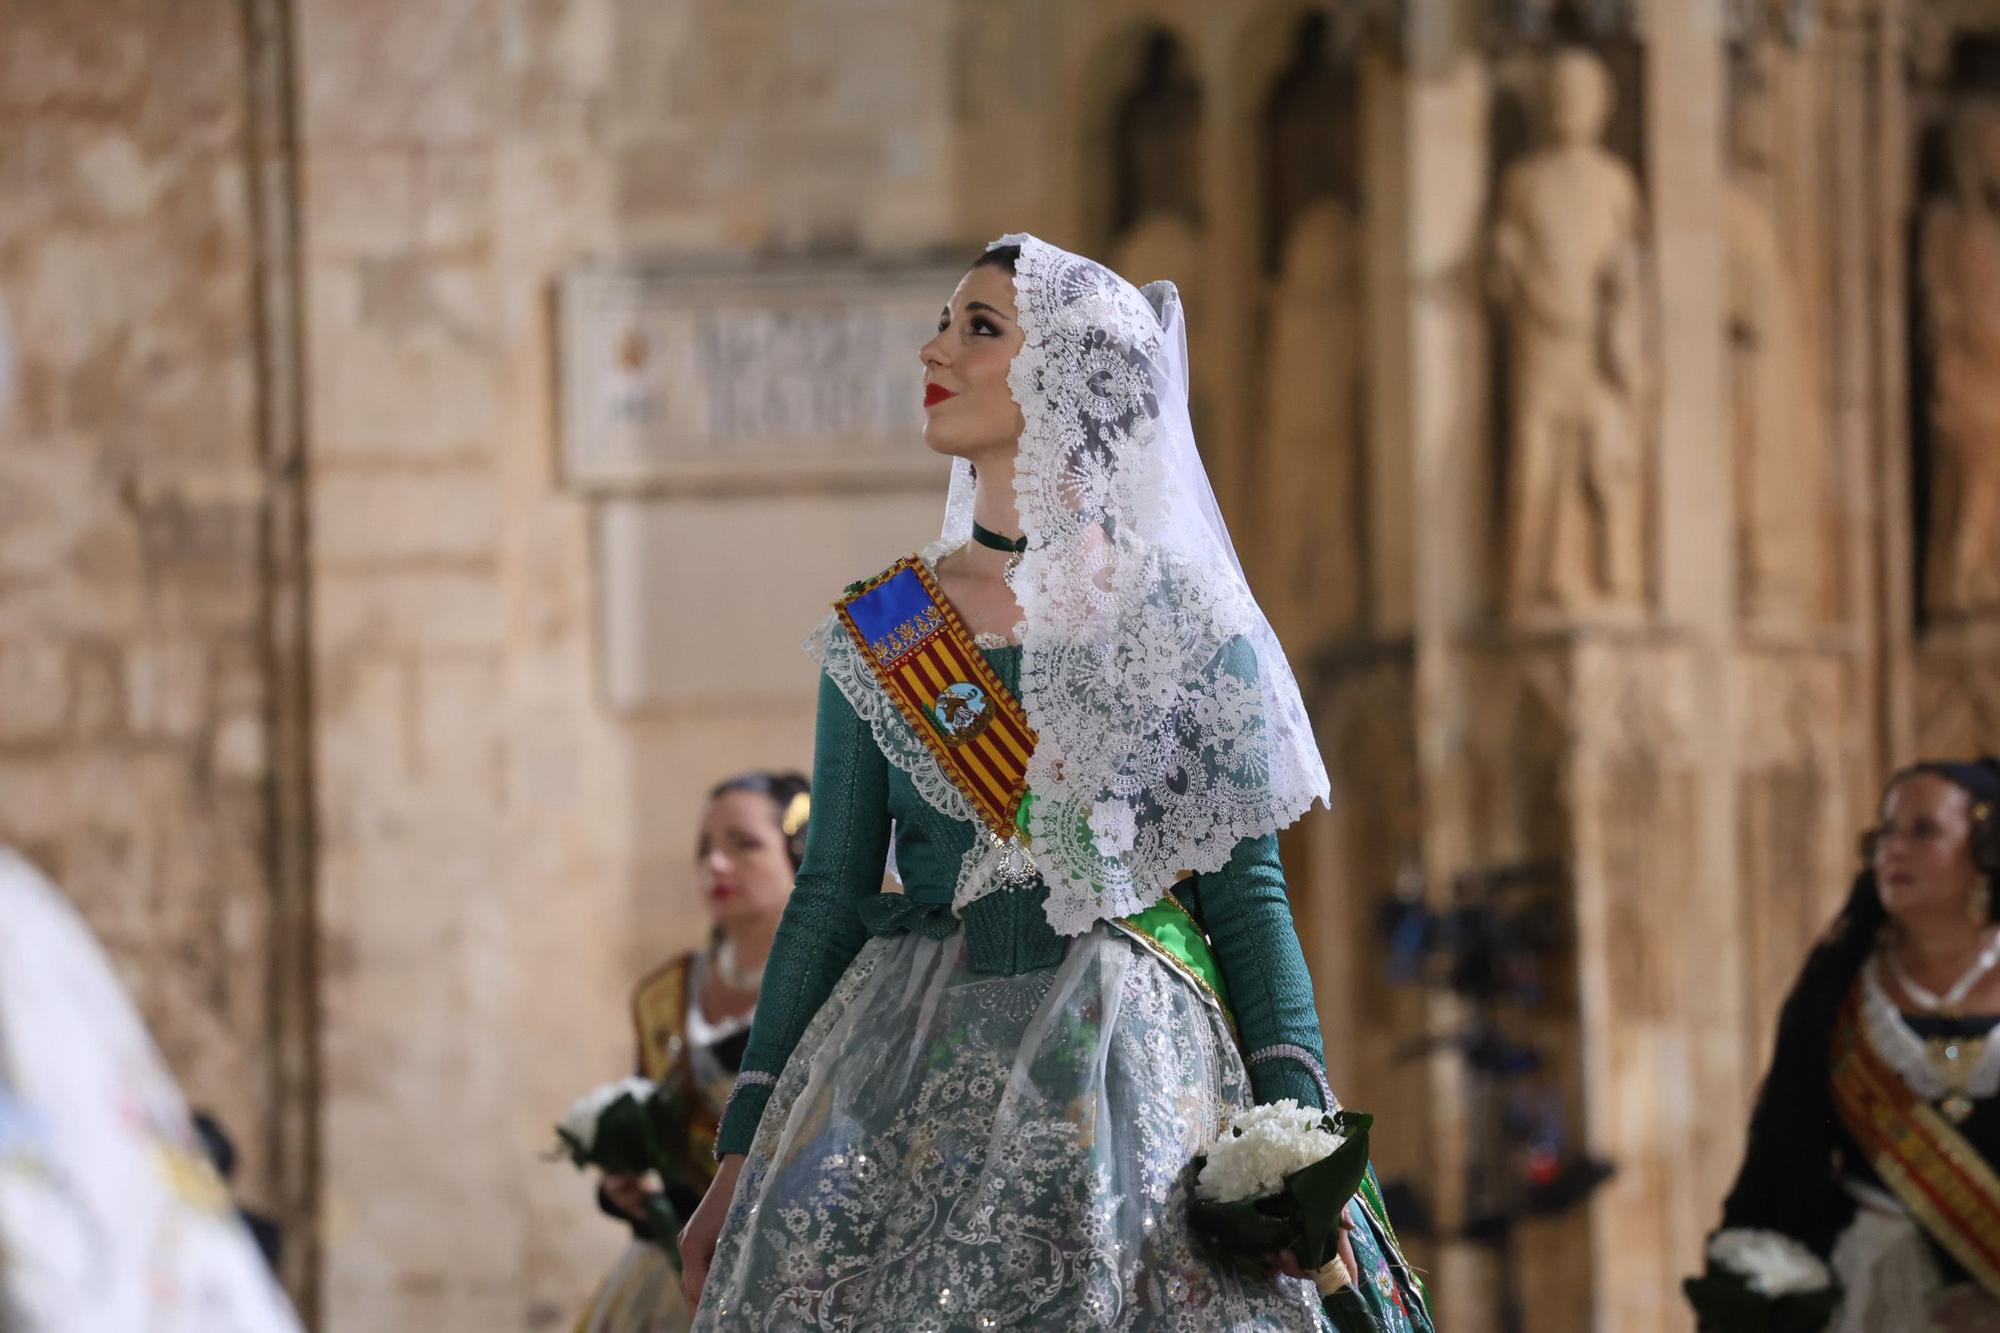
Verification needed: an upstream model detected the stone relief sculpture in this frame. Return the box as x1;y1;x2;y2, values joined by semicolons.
1919;93;2000;620
1490;46;1654;620
1260;12;1358;272
1726;78;1824;624
1107;32;1214;491
1112;31;1203;237
1259;200;1365;644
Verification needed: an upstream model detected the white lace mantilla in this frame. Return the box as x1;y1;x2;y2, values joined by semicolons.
980;233;1329;932
1860;955;2000;1103
810;233;1330;937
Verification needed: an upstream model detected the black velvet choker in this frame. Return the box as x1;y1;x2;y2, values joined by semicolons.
970;521;1027;554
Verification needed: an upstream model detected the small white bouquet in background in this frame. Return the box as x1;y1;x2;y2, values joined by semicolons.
556;1077;657;1159
1683;1228;1839;1332
1189;1100;1379;1332
550;1077;684;1264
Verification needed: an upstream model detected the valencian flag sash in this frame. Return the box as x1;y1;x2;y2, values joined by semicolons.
1830;988;2000;1296
834;556;1237;1023
836;556;1036;840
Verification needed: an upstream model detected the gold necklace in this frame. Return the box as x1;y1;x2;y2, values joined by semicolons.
1924;1033;1988;1124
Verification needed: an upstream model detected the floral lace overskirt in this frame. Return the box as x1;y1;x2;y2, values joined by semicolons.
692;927;1324;1332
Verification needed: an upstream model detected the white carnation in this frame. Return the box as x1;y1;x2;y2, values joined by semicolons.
559;1077;655;1153
1707;1227;1831;1298
1195;1100;1344;1203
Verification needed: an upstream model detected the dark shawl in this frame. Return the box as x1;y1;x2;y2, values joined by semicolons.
1718;759;2000;1256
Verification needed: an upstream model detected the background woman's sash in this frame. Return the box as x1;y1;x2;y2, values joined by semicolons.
1830;990;2000;1296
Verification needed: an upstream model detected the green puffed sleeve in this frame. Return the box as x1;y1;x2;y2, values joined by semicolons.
714;669;892;1157
1182;833;1334;1112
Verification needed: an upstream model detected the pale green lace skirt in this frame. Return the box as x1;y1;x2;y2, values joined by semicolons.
691;925;1324;1332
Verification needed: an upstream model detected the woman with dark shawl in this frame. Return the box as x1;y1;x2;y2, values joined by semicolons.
1697;758;2000;1332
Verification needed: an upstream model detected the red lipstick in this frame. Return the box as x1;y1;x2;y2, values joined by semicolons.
924;384;956;408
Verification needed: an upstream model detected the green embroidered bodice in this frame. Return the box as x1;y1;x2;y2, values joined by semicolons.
716;645;1333;1156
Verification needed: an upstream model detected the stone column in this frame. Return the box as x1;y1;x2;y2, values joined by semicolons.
0;0;317;1304
1900;0;2000;756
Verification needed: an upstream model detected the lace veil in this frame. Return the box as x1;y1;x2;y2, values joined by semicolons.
816;232;1330;934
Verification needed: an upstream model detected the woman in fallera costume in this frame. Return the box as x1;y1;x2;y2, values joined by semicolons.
576;772;810;1333
1706;759;2000;1331
677;235;1429;1331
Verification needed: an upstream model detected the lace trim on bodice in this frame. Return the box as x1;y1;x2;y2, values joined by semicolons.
807;597;1024;921
1859;955;2000;1103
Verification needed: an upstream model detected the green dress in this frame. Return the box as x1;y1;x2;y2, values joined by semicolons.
695;648;1430;1331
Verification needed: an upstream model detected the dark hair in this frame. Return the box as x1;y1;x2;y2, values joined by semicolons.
1824;759;2000;979
973;243;1020;275
1885;758;2000;876
1718;756;2000;1252
708;770;812;869
960;245;1021;489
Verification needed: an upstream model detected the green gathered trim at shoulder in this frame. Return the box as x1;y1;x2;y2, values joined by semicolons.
840;554;926;603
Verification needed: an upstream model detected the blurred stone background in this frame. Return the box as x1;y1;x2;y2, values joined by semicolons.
3;0;1998;1329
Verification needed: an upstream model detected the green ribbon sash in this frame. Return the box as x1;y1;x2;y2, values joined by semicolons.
1115;892;1235;1029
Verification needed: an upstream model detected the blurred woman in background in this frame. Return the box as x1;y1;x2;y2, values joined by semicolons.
574;771;808;1333
1703;758;2000;1332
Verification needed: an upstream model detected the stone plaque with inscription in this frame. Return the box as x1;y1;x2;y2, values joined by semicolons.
559;259;966;491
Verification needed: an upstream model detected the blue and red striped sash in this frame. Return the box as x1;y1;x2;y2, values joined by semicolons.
834;557;1035;841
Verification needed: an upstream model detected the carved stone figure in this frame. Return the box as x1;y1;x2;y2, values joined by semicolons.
1920;94;2000;619
1490;47;1653;620
1259;200;1365;644
1260;11;1356;272
1727;82;1824;624
1113;32;1203;236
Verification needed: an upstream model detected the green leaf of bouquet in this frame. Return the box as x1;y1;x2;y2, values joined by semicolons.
1682;1271;1774;1333
1773;1287;1839;1333
1684;1267;1839;1333
645;1087;687;1142
553;1126;592;1168
1281;1113;1374;1270
1188;1194;1298;1254
1322;1284;1382;1333
589;1094;665;1175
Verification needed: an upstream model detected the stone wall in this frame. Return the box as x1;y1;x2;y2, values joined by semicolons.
9;1;1997;1329
296;0;962;1326
0;0;299;1233
2;0;965;1325
297;0;623;1323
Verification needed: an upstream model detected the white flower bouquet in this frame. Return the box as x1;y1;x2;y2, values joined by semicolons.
1189;1101;1379;1332
1683;1228;1839;1332
550;1077;685;1265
